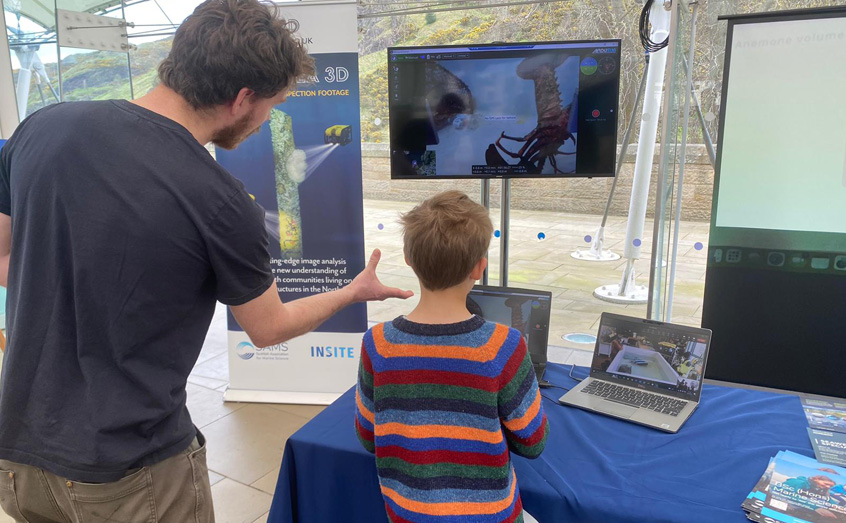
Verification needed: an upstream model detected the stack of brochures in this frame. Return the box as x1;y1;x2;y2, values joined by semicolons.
802;396;846;468
743;451;846;522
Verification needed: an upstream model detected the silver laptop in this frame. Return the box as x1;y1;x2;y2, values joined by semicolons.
559;313;713;433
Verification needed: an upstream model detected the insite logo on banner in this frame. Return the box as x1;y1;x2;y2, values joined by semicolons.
310;346;356;359
236;341;289;361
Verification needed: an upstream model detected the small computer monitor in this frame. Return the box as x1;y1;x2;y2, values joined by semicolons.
467;285;552;380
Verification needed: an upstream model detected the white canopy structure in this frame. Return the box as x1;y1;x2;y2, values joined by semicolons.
7;0;125;32
2;0;155;127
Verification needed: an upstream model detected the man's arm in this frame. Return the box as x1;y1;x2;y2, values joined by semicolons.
0;213;10;287
230;249;412;347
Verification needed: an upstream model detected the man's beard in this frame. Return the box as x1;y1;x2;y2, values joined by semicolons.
211;113;262;150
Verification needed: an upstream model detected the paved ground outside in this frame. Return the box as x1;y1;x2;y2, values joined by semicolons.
364;198;710;363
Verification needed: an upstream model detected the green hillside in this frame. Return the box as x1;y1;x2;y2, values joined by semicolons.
16;4;626;143
16;6;551;141
18;38;172;115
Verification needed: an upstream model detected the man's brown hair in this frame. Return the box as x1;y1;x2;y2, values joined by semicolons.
401;191;493;291
158;0;315;109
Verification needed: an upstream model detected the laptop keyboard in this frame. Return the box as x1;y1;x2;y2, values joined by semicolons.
581;380;688;416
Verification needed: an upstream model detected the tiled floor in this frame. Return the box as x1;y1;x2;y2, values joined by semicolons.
0;201;709;522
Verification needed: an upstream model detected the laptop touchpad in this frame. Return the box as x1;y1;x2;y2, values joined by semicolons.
595;401;637;419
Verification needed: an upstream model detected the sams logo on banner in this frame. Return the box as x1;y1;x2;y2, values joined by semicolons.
237;341;290;361
236;342;256;361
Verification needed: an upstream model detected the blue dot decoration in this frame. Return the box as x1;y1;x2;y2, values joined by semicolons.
633;239;642;247
537;232;546;241
694;242;704;251
377;223;384;230
584;235;592;243
494;230;501;238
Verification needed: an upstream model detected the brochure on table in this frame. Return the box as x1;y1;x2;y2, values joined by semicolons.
744;451;846;523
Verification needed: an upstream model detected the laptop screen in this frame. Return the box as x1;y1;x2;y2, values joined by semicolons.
467;286;551;362
591;313;712;401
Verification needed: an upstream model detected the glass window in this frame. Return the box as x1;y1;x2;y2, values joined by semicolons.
361;4;678;366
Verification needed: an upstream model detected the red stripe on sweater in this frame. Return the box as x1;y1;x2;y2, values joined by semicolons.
499;338;528;389
355;417;374;442
361;342;373;374
385;503;416;523
378;369;502;392
515;414;548;447
377;445;510;467
505;495;524;523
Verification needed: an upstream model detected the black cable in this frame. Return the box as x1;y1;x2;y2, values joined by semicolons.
639;0;669;54
568;363;583;383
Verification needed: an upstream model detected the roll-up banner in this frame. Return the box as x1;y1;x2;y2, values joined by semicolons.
217;0;364;405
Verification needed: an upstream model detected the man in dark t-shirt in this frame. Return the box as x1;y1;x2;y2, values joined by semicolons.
0;2;410;522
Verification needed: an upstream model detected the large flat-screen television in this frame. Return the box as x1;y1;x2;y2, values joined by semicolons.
388;40;621;179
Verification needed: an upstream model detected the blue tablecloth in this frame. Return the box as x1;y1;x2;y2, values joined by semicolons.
268;363;812;522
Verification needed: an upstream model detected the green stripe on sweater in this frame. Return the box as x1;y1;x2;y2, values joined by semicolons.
378;383;498;406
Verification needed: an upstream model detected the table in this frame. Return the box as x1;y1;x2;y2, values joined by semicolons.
268;363;813;522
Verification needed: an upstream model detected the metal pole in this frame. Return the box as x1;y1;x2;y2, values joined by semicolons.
0;11;20;138
481;179;490;285
121;1;135;100
500;178;510;287
13;48;34;121
602;58;650;229
681;56;716;168
595;2;671;305
573;58;650;262
666;0;700;322
647;0;681;319
55;0;64;103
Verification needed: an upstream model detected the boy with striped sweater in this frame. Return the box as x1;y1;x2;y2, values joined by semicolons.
355;191;549;523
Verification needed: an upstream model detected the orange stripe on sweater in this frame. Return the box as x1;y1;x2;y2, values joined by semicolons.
372;323;510;362
375;423;504;445
356;388;375;425
381;470;517;516
503;393;541;432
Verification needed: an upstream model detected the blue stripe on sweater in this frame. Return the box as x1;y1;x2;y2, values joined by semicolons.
507;409;544;441
502;386;537;423
356;411;375;433
380;475;514;503
382;483;521;523
376;409;501;431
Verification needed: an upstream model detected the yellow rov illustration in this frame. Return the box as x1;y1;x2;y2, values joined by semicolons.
324;125;352;145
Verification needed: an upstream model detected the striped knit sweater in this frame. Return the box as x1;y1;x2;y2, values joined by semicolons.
355;315;549;523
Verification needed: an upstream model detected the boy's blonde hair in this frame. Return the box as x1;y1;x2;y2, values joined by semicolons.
400;191;493;291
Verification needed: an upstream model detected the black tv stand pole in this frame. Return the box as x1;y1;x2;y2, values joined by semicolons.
481;179;490;285
500;179;510;287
